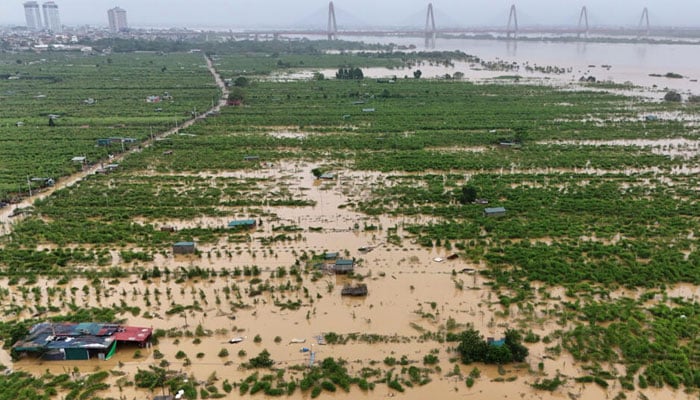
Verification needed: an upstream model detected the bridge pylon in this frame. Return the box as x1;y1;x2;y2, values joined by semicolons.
506;4;518;39
425;3;436;49
638;7;650;37
328;1;338;40
577;6;589;38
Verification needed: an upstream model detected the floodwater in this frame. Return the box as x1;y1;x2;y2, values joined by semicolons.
2;40;700;400
538;138;700;159
358;37;700;95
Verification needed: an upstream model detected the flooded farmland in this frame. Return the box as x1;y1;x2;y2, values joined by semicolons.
1;38;699;400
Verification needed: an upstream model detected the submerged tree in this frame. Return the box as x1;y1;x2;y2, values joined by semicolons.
455;327;528;365
336;67;364;80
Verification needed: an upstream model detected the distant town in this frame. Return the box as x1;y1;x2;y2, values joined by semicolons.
0;2;223;53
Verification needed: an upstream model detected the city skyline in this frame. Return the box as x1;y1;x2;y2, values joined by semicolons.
4;1;700;29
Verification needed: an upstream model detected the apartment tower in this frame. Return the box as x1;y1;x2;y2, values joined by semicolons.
24;1;43;30
42;1;62;33
107;7;128;32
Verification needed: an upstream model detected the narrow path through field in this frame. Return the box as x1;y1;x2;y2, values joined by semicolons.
0;55;229;230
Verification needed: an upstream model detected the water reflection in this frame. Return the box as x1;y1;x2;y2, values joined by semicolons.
635;45;647;60
505;39;517;57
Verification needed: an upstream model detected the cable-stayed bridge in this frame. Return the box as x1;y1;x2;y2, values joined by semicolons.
236;2;696;47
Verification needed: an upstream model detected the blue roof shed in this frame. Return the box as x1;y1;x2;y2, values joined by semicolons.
228;219;257;228
484;207;506;217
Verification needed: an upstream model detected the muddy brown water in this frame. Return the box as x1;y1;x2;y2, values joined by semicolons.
1;157;697;399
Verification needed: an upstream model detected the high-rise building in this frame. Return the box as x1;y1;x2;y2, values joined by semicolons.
24;1;43;30
42;2;62;33
107;7;128;32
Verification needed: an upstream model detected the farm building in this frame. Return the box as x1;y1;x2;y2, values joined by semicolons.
244;155;260;161
319;173;335;180
324;252;339;260
228;219;257;229
341;284;368;297
161;226;177;232
333;259;355;274
172;241;196;254
12;322;152;361
484;207;506;217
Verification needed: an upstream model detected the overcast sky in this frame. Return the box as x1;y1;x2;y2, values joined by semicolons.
2;1;699;29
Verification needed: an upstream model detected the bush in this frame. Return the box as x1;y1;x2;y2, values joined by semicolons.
247;349;274;369
664;91;681;102
423;354;439;365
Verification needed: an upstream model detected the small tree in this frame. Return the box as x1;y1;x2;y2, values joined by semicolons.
459;186;477;204
456;328;488;364
664;91;682;102
413;69;422;79
504;329;529;362
247;349;274;368
233;76;249;87
228;87;245;104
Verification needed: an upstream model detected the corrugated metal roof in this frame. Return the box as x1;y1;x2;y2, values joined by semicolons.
228;219;256;227
13;323;152;353
484;207;506;214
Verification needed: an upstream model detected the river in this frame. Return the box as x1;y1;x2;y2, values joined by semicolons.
328;36;700;95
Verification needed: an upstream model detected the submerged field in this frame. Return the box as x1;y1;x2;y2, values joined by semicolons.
0;43;699;399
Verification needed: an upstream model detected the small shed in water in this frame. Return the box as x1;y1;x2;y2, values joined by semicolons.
341;284;368;297
484;207;506;217
228;219;257;229
173;241;196;254
334;259;355;274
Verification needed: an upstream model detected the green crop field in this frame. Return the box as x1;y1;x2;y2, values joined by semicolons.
0;52;219;197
